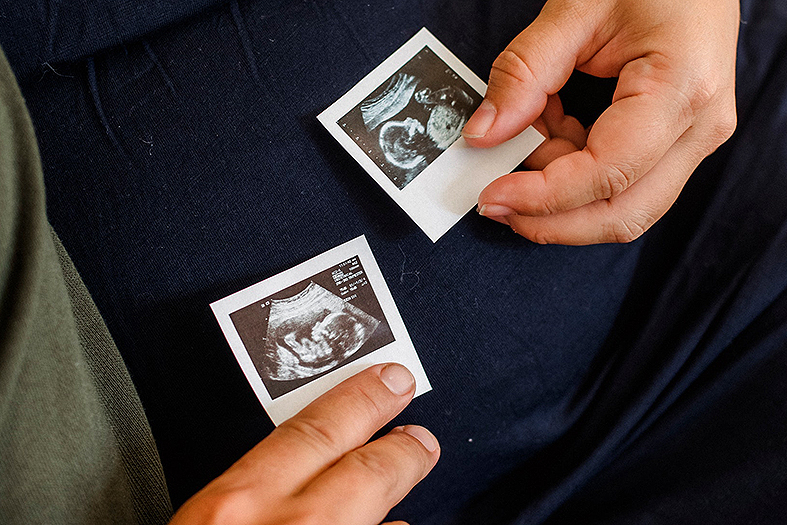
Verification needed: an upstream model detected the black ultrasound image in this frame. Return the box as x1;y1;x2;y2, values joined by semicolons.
339;46;483;190
230;257;395;399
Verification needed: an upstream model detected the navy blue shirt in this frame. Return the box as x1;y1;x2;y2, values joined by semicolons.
2;1;786;523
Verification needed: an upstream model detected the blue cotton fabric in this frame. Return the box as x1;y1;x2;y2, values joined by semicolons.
1;0;785;523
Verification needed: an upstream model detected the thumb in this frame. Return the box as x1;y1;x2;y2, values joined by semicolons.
462;1;597;147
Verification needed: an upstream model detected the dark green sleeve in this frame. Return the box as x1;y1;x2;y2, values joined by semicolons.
0;47;173;524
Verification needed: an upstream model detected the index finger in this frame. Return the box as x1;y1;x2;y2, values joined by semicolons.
233;363;416;494
479;55;697;215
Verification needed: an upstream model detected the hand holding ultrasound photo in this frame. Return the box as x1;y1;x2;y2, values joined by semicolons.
211;236;429;425
319;29;544;242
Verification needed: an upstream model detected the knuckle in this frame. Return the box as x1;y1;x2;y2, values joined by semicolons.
672;73;730;133
694;100;737;157
351;383;387;422
603;210;652;244
712;105;738;144
683;75;718;115
346;447;403;493
631;55;723;126
595;162;635;200
490;49;537;87
654;53;718;112
177;489;255;525
534;195;561;216
278;416;344;458
530;172;566;216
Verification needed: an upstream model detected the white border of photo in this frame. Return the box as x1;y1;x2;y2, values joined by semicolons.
210;235;430;425
318;28;545;242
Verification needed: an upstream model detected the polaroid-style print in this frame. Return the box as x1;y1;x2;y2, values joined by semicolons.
211;236;430;425
338;46;482;190
319;28;544;242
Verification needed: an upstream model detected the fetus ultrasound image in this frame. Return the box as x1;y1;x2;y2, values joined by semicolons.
338;46;483;189
230;257;395;399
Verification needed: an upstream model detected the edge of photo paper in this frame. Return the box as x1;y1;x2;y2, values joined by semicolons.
318;27;544;242
210;235;430;425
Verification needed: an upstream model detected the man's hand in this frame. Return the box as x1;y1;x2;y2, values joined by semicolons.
169;364;438;525
464;0;739;244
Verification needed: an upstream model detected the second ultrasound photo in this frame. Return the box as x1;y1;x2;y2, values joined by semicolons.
229;257;395;399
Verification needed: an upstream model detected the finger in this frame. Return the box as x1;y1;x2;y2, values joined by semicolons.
479;54;698;216
232;363;416;494
541;94;588;151
505;124;708;244
522;138;579;173
523;95;586;171
298;425;440;525
462;1;602;147
479;99;584;218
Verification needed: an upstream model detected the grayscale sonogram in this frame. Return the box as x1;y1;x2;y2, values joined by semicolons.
229;257;395;399
338;46;483;190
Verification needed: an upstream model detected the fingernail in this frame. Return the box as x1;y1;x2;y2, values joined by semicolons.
478;204;516;217
380;364;415;396
462;99;496;139
403;426;439;452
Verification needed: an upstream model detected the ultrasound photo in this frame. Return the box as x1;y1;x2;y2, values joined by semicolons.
229;257;395;399
338;46;483;190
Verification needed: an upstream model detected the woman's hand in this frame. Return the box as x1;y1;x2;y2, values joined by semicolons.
465;0;740;245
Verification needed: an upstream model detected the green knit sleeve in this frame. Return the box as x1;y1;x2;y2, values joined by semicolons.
0;46;172;525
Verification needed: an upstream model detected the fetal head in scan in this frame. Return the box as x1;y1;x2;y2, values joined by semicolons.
265;282;380;381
